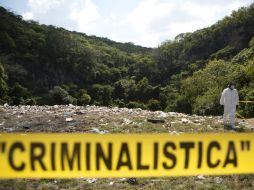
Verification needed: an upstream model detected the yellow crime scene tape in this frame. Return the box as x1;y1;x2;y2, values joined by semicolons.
0;133;254;178
240;101;254;104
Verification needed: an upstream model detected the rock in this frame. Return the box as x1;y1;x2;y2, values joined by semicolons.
66;118;73;122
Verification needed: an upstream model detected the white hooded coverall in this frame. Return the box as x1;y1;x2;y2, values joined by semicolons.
220;88;239;127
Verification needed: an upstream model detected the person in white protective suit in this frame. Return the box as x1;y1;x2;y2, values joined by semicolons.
220;81;239;129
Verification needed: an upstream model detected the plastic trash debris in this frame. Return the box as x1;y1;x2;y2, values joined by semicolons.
197;175;205;180
122;118;132;125
23;126;30;130
147;118;165;123
207;125;213;130
109;181;114;186
157;112;168;118
214;177;223;184
169;130;179;135
86;178;97;183
66;118;73;122
127;178;138;185
88;128;109;134
181;118;190;123
89;128;100;133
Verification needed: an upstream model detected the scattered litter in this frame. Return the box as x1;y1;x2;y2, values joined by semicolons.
207;125;213;130
181;118;190;124
53;105;59;109
7;127;14;132
86;178;97;183
0;121;5;126
197;175;206;180
147;118;165;123
238;121;246;126
76;110;86;114
88;128;109;134
64;112;72;115
23;126;30;130
127;178;138;185
100;130;109;134
169;130;179;135
157;111;168;118
214;177;223;184
122;118;132;125
109;181;114;186
3;103;8;107
66;118;73;122
89;128;100;133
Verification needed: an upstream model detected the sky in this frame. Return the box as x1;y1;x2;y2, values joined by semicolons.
1;0;253;47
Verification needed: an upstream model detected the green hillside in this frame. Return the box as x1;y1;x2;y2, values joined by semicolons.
0;4;254;116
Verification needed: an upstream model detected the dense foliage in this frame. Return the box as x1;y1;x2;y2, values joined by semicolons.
0;4;254;117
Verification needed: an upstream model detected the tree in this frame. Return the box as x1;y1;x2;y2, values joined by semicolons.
77;89;91;105
147;99;161;111
10;83;30;105
90;84;114;106
0;64;8;103
49;86;77;105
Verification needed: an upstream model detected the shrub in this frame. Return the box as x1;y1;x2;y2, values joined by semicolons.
49;86;77;105
147;99;162;111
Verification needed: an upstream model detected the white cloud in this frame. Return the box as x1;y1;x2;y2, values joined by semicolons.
69;0;100;31
18;0;253;47
22;11;34;20
124;0;252;47
26;0;64;14
21;0;100;33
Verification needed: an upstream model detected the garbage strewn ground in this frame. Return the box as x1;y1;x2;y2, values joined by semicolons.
0;105;254;190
